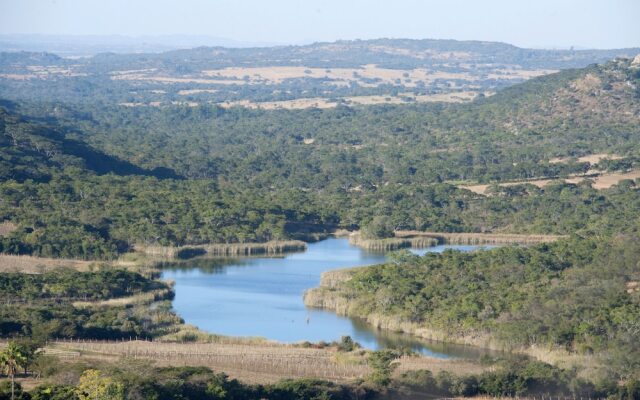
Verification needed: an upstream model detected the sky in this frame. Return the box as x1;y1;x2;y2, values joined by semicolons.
1;0;639;49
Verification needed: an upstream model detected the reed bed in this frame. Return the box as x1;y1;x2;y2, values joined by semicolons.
348;234;438;251
72;287;174;308
396;231;566;245
137;240;307;259
201;241;307;256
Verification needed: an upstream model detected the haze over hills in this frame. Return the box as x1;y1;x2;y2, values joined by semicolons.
0;34;283;55
1;38;639;110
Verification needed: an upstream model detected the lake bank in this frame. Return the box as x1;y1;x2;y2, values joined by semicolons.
304;267;497;349
161;238;498;358
136;239;308;259
302;241;605;378
348;230;566;251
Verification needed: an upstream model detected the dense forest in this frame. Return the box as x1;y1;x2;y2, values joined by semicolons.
1;57;639;258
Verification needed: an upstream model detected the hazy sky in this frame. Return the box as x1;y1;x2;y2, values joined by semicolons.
1;0;639;49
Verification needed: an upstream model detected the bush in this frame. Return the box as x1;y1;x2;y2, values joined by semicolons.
336;335;356;352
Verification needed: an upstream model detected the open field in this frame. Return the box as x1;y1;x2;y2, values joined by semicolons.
216;91;481;110
0;253;95;273
42;339;487;384
72;287;174;308
459;170;640;195
104;64;554;96
200;64;553;87
549;153;623;164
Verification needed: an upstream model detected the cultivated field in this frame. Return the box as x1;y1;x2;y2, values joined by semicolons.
44;339;487;384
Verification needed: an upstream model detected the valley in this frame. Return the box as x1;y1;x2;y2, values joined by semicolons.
0;36;639;399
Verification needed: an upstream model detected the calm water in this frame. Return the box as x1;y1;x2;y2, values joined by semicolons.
161;238;494;359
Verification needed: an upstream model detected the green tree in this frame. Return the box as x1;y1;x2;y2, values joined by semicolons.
367;350;401;386
361;216;395;239
0;342;28;400
75;370;124;400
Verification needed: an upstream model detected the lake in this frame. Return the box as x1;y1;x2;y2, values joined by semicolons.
161;238;494;359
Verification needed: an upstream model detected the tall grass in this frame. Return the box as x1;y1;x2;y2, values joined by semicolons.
348;234;438;251
137;240;307;259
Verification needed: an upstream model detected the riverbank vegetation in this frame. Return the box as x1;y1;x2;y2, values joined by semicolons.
305;234;640;382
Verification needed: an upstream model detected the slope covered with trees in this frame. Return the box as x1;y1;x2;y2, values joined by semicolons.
1;58;639;258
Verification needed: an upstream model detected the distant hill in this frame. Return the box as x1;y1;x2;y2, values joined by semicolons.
0;34;280;56
5;57;637;187
1;38;638;107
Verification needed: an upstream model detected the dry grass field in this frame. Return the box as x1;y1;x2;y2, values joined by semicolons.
549;153;623;164
72;287;174;308
215;91;481;110
104;64;554;94
459;170;640;195
0;254;94;273
199;64;551;87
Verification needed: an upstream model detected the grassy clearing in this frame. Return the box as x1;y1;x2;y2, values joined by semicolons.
549;153;622;164
0;220;17;236
0;254;95;273
459;169;640;195
199;65;550;87
215;91;481;110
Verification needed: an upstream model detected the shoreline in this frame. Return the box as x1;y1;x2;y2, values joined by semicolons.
303;262;600;374
135;239;308;259
347;230;566;251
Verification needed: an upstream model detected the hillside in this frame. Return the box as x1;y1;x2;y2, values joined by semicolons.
0;106;179;182
305;234;640;381
11;56;637;187
1;57;639;259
